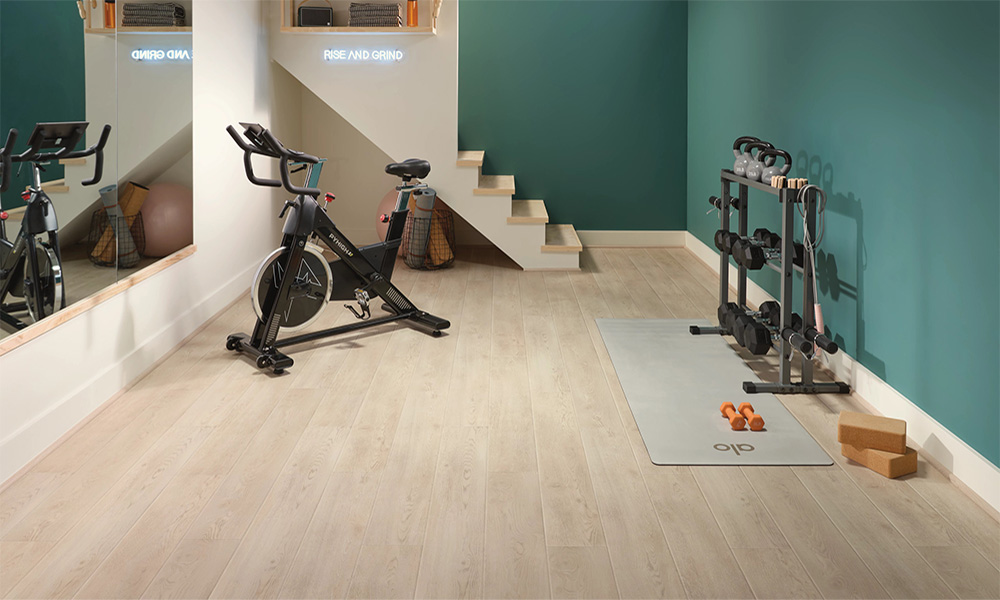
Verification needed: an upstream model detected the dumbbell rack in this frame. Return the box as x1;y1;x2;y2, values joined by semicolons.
692;169;850;396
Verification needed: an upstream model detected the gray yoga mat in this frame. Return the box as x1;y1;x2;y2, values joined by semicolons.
597;319;831;466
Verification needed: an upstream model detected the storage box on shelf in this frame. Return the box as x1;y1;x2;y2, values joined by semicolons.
82;1;192;34
278;0;439;34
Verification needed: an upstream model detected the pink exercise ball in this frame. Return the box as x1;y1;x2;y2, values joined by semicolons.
140;183;193;257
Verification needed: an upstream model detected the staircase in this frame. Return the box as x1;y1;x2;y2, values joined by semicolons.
267;2;581;270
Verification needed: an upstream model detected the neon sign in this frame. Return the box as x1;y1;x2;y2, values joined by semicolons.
323;49;403;62
130;49;192;62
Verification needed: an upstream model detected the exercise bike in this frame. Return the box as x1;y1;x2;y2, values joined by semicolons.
224;122;450;373
0;122;111;330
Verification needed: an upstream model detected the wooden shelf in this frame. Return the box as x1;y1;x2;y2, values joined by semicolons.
279;26;434;35
85;26;191;34
118;26;192;33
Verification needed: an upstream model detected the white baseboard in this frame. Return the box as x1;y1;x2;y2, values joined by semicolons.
0;262;254;484
685;232;1000;514
579;230;686;247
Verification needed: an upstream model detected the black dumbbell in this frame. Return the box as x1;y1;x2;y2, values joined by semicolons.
714;229;740;253
758;300;781;327
732;312;756;347
718;302;740;331
752;228;781;248
742;320;772;355
734;237;805;270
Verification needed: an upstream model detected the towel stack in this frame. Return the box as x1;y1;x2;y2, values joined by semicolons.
121;2;186;27
838;411;917;478
348;3;401;27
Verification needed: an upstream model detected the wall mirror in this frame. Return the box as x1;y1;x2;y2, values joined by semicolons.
0;0;192;344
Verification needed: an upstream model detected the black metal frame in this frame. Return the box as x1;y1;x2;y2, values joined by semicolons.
691;169;850;395
0;122;110;330
224;123;450;373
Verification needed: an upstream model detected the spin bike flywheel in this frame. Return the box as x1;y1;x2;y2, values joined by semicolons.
251;244;333;332
23;243;64;322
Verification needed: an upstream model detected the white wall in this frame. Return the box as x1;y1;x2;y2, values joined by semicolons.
0;0;282;482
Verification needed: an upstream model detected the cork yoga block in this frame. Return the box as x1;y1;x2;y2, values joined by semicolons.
842;444;918;479
838;411;906;454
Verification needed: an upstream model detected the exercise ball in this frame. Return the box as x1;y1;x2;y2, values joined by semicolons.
140;183;193;257
375;188;398;241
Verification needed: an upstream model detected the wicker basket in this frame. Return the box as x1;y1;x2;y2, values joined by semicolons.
400;206;455;269
86;210;146;268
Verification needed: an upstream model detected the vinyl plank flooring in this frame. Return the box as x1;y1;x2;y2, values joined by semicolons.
4;248;998;600
0;473;68;538
484;471;550;599
642;465;755;599
693;466;790;550
0;541;54;597
74;390;281;599
579;424;686;599
277;470;380;599
141;539;241;599
547;546;620;600
184;391;322;541
7;426;212;599
347;544;422;599
208;426;348;599
414;426;488;599
744;466;890;599
524;315;605;547
907;461;1000;568
916;545;1000;599
731;547;823;599
794;467;956;599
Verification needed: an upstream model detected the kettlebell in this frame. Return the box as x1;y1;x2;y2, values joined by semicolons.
732;136;760;176
759;149;792;186
744;142;775;181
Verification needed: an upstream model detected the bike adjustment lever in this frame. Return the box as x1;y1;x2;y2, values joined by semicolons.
278;199;296;219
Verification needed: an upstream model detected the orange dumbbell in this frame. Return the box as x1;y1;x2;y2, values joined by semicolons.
719;402;746;431
738;402;765;431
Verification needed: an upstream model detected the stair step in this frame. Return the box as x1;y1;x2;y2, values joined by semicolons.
59;157;87;166
456;150;484;167
508;200;548;224
542;224;583;253
475;174;515;196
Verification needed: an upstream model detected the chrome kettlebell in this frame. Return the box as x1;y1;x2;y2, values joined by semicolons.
732;136;760;177
759;149;792;186
744;142;775;181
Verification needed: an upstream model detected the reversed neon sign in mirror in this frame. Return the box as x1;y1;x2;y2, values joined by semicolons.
130;49;192;62
323;49;404;63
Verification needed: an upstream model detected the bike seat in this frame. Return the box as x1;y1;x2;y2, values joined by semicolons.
385;158;430;179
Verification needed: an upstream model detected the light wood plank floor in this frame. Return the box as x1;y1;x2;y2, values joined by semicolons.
2;247;998;599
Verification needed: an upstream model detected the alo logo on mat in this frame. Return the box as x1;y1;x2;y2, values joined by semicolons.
714;443;755;456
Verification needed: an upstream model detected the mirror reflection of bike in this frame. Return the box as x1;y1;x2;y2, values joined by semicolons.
0;122;111;330
224;122;450;373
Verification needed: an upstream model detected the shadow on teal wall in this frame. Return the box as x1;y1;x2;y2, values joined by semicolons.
687;1;999;466
0;1;86;210
459;0;688;231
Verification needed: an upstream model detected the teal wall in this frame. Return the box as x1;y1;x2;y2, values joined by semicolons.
0;0;86;209
687;1;999;465
459;0;688;231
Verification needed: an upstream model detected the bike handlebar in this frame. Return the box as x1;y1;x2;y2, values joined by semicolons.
0;129;16;193
227;122;322;197
0;123;111;193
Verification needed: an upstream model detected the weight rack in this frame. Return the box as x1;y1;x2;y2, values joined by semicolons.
691;169;850;395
